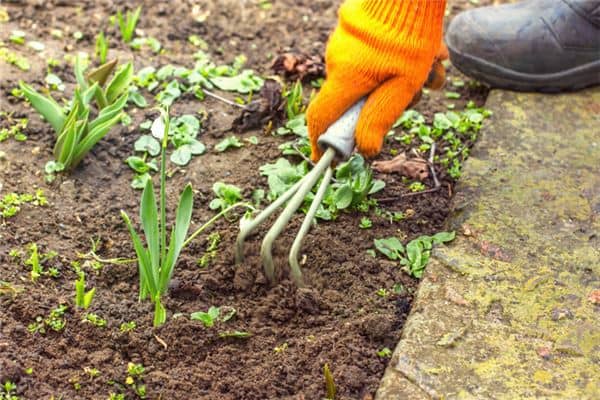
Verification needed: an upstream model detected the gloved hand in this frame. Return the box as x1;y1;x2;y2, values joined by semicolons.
307;0;447;161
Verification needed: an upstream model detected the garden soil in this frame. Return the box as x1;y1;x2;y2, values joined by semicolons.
1;1;497;399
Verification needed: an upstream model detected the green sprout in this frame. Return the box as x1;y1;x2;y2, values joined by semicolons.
20;58;133;175
116;6;142;43
359;217;373;229
323;363;336;400
82;313;106;327
119;321;136;333
1;380;19;400
95;31;108;64
377;347;393;358
75;271;96;309
121;110;194;327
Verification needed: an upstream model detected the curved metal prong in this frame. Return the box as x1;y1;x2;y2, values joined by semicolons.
235;179;303;264
260;148;336;283
288;166;333;288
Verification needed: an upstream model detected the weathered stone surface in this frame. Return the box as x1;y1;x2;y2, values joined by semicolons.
377;88;600;399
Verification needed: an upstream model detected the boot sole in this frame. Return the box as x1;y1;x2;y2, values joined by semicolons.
447;44;600;93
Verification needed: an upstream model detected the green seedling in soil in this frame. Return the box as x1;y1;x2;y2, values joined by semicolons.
209;182;243;212
20;58;133;175
119;321;136;333
0;381;19;400
0;112;28;142
377;347;393;358
23;244;58;281
323;363;336;400
121;110;194;327
359;217;373;229
45;72;65;92
83;367;101;378
95;31;109;64
0;48;30;71
273;342;288;354
391;103;491;179
408;182;426;192
9;30;26;45
75;271;96;309
130;36;162;54
125;362;146;398
108;393;125;400
376;288;390;298
374;231;455;278
284;80;305;119
116;6;142;43
0;190;47;219
197;232;220;268
191;306;236;328
82;313;106;327
214;135;243;152
28;304;68;335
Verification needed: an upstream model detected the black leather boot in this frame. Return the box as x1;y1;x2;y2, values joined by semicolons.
446;0;600;92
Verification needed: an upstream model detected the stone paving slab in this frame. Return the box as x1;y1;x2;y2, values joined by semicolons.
376;88;600;399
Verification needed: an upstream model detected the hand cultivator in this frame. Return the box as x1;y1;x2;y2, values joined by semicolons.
235;100;365;287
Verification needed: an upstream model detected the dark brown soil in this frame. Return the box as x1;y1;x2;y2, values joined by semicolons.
1;1;497;399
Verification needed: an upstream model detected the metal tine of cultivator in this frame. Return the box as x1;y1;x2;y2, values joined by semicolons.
235;99;365;287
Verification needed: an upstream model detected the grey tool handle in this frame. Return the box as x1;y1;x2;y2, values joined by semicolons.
317;99;365;160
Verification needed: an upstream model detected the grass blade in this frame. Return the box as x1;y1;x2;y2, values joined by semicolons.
121;210;158;299
88;93;127;133
19;81;65;134
105;62;133;104
74;55;88;91
70;112;122;167
54;102;80;161
153;298;166;327
160;184;193;293
140;178;160;280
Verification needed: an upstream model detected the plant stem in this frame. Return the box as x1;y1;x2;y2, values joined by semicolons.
182;202;253;249
160;109;169;266
203;89;247;110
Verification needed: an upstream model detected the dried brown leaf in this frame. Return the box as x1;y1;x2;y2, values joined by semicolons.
372;153;429;181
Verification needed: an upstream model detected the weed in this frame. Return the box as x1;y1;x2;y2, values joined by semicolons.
122;362;146;398
209;182;243;212
197;232;220;268
0;48;30;71
273;342;288;354
374;232;455;278
119;321;136;333
82;313;106;327
284;80;305;119
0;112;28;142
24;243;58;281
214;135;243;152
376;347;392;358
191;306;235;328
376;288;390;298
408;182;426;192
121;110;194;327
0;190;47;219
323;364;336;400
95;32;108;64
359;217;373;229
28;304;68;334
116;6;142;43
75;271;96;309
0;381;19;400
83;367;101;378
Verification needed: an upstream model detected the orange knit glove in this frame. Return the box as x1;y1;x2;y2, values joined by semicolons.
307;0;447;161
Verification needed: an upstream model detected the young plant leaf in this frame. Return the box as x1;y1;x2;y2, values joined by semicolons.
19;81;65;134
